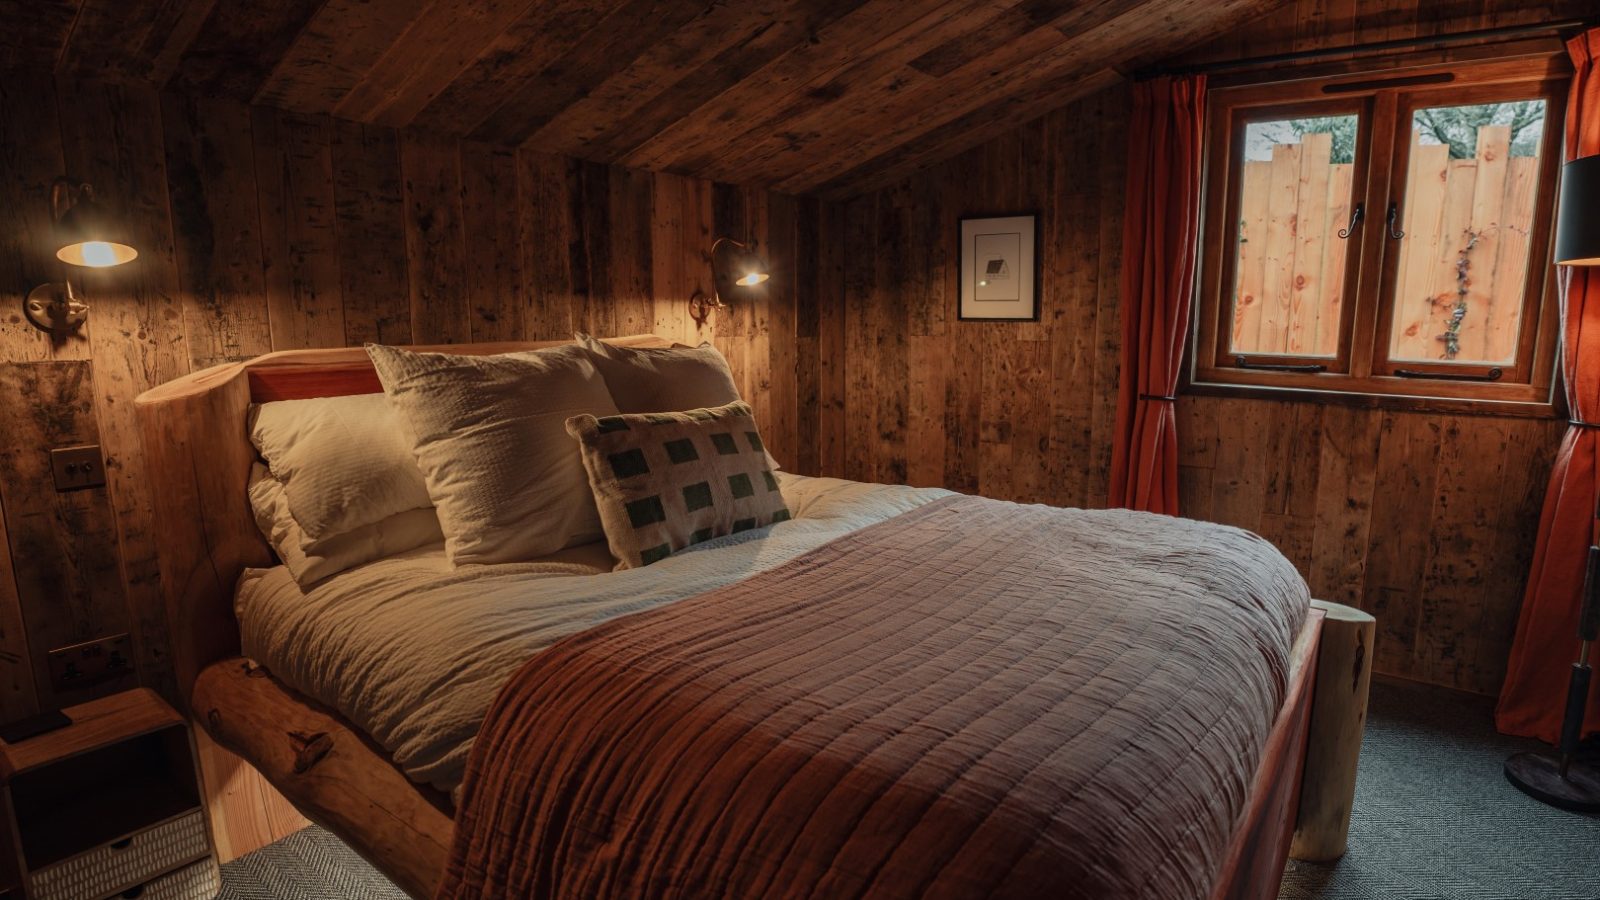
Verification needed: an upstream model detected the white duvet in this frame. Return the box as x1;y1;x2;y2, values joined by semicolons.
236;474;953;795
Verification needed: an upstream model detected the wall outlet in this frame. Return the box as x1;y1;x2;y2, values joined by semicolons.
46;633;133;692
49;444;106;491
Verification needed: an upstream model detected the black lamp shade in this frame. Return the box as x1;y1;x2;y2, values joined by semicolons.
55;196;138;268
1556;155;1600;266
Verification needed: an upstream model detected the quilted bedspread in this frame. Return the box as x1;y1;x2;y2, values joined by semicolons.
438;494;1309;899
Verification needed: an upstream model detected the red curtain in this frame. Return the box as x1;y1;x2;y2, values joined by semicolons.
1109;75;1207;515
1496;28;1600;743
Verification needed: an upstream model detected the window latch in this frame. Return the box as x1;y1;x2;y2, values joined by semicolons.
1234;355;1328;373
1386;201;1405;240
1337;202;1364;239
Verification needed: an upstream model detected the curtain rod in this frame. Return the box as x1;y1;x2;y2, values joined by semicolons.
1140;19;1590;79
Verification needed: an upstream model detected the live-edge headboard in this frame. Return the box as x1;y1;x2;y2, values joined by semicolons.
135;335;672;710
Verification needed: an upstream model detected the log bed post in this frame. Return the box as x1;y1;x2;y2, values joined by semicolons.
1291;599;1376;862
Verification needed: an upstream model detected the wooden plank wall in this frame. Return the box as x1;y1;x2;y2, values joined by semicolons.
0;75;816;724
820;0;1577;695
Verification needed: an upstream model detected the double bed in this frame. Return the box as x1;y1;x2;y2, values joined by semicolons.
136;336;1326;899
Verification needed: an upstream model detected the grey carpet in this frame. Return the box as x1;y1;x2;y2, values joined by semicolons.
1280;677;1599;900
220;679;1599;899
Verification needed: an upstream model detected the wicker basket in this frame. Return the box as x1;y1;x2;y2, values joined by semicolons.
136;857;221;900
31;809;209;900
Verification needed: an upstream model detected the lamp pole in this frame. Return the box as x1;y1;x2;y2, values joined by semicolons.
1503;154;1600;811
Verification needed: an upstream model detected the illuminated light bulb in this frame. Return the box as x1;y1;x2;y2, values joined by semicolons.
81;241;118;267
978;280;989;286
736;272;769;286
57;240;138;268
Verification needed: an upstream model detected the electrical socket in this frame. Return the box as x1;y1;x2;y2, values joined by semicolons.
49;444;106;491
47;633;133;693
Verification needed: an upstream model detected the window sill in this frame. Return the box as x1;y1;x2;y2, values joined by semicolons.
1181;378;1560;420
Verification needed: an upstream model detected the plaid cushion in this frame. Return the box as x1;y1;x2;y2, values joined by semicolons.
566;402;790;570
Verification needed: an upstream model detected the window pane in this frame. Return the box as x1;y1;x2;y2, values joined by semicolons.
1388;99;1545;365
1229;115;1358;358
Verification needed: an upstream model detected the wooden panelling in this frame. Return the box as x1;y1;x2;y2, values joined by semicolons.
400;132;471;345
57;79;190;701
0;78;815;732
162;93;273;369
0;72;71;364
1178;398;1562;694
331;120;411;347
826;89;1130;506
5;0;1320;196
0;362;134;710
253;108;344;351
818;0;1576;694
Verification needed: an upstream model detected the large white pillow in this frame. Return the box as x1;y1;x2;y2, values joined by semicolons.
248;393;433;541
366;343;620;566
576;333;780;469
576;333;743;414
247;465;442;588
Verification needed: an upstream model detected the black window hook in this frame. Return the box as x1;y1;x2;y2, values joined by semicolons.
1338;201;1364;239
1386;201;1405;240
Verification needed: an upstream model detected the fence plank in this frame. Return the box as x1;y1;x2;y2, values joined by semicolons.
1429;158;1479;361
1463;125;1510;363
1289;132;1331;355
1317;163;1353;356
1234;160;1271;352
1261;143;1302;355
1487;154;1537;364
1393;141;1450;362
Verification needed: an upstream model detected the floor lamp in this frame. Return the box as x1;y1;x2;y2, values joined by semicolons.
1504;153;1600;812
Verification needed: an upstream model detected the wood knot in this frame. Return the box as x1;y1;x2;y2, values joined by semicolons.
288;730;333;774
206;708;222;731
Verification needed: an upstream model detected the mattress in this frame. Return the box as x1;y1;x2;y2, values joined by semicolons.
236;473;954;794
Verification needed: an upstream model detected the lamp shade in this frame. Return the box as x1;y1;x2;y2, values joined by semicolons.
729;246;768;287
54;194;137;268
711;238;768;290
1556;155;1600;266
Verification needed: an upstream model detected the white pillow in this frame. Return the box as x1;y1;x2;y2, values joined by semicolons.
247;465;442;587
366;343;620;566
576;333;780;469
249;393;433;541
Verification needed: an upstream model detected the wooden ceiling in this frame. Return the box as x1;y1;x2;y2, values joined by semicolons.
3;0;1291;197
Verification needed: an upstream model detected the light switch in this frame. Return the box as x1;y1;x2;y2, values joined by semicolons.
49;444;107;491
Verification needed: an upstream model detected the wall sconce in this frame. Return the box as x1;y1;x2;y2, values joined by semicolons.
689;237;769;327
25;179;139;333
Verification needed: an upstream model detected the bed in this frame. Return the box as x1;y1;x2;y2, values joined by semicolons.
136;335;1326;899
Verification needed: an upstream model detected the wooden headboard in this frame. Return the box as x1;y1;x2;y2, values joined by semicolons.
135;335;673;710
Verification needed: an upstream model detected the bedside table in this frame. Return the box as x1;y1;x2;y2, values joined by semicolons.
0;689;220;900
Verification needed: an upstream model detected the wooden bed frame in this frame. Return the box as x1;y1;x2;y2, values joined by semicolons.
136;335;1332;900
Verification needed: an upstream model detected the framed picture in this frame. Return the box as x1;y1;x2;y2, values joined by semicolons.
959;214;1037;321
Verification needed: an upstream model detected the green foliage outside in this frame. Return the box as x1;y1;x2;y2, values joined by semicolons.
1283;100;1544;164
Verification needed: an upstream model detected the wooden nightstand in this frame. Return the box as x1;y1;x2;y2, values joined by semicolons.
0;689;220;900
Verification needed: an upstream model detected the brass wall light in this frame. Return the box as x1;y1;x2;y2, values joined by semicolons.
689;236;769;327
25;179;139;333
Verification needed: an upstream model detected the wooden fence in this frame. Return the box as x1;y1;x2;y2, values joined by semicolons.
1233;126;1538;363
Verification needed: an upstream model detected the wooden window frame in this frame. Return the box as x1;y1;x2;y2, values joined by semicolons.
1189;54;1569;417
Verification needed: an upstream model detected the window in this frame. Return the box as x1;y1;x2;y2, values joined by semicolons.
1191;57;1566;414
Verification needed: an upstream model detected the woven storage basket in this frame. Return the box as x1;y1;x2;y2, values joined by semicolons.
31;809;208;900
136;857;221;900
